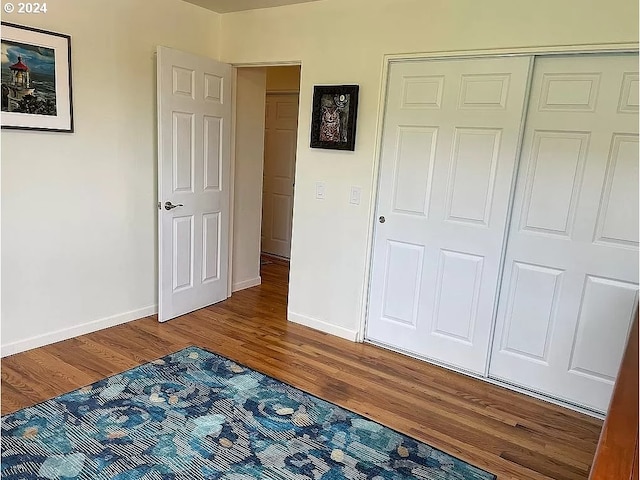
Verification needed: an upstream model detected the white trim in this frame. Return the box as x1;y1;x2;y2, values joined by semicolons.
231;60;302;67
288;311;359;342
228;66;238;298
1;305;158;358
156;46;165;322
232;276;262;292
383;42;638;63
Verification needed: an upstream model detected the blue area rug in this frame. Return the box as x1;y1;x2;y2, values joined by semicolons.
2;346;496;479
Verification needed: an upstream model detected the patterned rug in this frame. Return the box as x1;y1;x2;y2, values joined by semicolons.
2;346;496;479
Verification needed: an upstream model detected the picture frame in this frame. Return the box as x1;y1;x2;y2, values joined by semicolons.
310;84;359;151
1;22;73;132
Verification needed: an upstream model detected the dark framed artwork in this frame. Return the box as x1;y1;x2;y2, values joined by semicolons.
1;22;73;132
310;84;359;151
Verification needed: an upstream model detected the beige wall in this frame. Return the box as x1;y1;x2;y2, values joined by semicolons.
1;0;221;354
232;68;267;291
266;65;301;92
219;0;639;339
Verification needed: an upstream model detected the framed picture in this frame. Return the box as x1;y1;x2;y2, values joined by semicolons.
1;22;73;132
310;84;359;151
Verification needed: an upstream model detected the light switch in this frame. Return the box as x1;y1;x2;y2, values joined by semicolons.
350;186;361;205
315;182;326;200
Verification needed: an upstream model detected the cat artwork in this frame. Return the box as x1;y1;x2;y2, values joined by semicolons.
319;105;341;142
310;86;357;150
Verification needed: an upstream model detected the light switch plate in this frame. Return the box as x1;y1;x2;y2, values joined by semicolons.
350;186;361;205
316;182;326;200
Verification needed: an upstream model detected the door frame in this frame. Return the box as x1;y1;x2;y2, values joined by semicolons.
358;42;638;416
227;61;302;297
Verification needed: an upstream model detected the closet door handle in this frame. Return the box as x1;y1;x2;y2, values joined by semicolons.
164;201;184;211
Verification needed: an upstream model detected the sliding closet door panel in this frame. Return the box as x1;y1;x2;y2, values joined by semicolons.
367;57;531;374
489;54;639;413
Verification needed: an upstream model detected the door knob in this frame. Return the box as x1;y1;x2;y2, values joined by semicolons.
164;201;184;211
379;216;386;223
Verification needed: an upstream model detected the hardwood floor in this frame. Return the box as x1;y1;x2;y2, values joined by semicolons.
1;261;603;479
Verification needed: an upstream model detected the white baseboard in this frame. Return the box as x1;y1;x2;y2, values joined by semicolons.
1;305;158;358
288;311;359;342
232;276;261;292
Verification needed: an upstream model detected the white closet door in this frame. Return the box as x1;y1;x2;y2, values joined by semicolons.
367;57;531;374
489;54;639;413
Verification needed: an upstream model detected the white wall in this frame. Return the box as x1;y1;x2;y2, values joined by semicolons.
219;0;639;340
232;67;266;291
1;0;221;355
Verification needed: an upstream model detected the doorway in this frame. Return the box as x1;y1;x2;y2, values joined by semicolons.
231;65;301;297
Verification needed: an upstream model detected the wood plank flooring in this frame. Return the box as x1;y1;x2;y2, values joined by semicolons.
1;260;603;480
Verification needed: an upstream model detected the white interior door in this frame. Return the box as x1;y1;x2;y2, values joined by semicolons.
261;93;299;258
489;54;639;413
366;57;531;374
157;46;232;322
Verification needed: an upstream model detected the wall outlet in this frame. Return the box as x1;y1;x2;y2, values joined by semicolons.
315;182;326;200
349;186;362;205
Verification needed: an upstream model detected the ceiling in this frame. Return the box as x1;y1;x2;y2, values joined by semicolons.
182;0;322;13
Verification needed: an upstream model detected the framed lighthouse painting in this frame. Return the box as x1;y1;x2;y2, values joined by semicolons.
1;22;73;132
